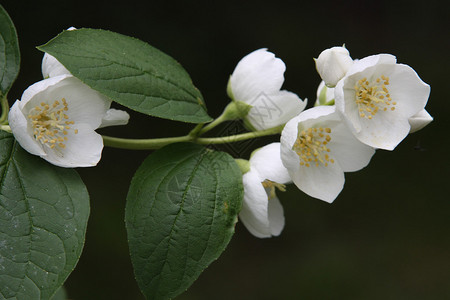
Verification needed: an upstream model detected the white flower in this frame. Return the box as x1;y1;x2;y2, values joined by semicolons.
315;81;335;106
41;51;130;129
315;46;353;87
9;74;128;168
280;106;375;203
408;109;433;133
239;143;291;238
334;54;430;150
227;49;307;130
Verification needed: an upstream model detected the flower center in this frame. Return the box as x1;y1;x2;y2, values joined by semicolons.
292;127;334;167
354;75;397;119
261;180;286;200
27;98;78;149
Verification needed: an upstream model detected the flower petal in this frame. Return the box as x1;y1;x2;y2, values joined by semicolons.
98;108;130;128
250;143;291;184
229;49;285;103
246;90;307;130
345;54;397;77
239;169;271;238
42;53;71;78
385;64;430;118
22;75;111;130
409;109;433;133
280;113;302;174
327;121;375;172
9;100;46;156
289;157;344;203
42;123;103;168
352;109;411;150
267;196;284;236
53;77;111;129
20;74;73;109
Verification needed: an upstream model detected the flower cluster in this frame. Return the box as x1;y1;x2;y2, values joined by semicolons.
6;42;432;239
231;47;432;238
9;47;129;168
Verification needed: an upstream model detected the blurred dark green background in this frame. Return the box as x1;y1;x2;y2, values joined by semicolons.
2;0;449;299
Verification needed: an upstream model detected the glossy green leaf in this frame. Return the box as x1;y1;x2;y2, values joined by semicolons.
38;28;212;124
0;5;20;96
126;143;243;300
0;132;90;299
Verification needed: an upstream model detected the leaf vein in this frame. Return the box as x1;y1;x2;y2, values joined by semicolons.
55;51;200;101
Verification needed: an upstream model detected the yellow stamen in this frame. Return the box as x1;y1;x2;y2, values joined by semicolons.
354;75;396;120
27;98;78;149
262;180;286;200
292;127;335;168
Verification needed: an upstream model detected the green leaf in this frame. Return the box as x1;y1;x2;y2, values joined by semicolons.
0;5;20;96
0;132;90;299
126;143;243;300
50;286;67;300
37;28;212;124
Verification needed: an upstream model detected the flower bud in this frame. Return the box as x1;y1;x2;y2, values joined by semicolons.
315;46;353;87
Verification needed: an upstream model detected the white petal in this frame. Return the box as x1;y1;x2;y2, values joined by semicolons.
345;54;397;77
9;100;46;156
42;53;71;78
239;169;271;238
334;76;360;131
42;123;103;168
246;90;306;130
409;109;433;133
327;121;375;172
280;114;302;169
385;64;430;118
250;143;291;184
352;109;411;150
54;77;111;129
267;196;284;236
22;76;111;130
20;74;73;109
288;105;336;127
289;157;344;203
98;108;130;128
229;49;285;103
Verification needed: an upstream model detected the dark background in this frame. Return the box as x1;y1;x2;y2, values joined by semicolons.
2;0;449;299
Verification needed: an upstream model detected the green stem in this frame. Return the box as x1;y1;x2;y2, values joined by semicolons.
102;125;283;150
196;125;283;145
102;135;193;150
0;95;9;124
198;112;228;135
188;123;204;137
198;100;252;135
